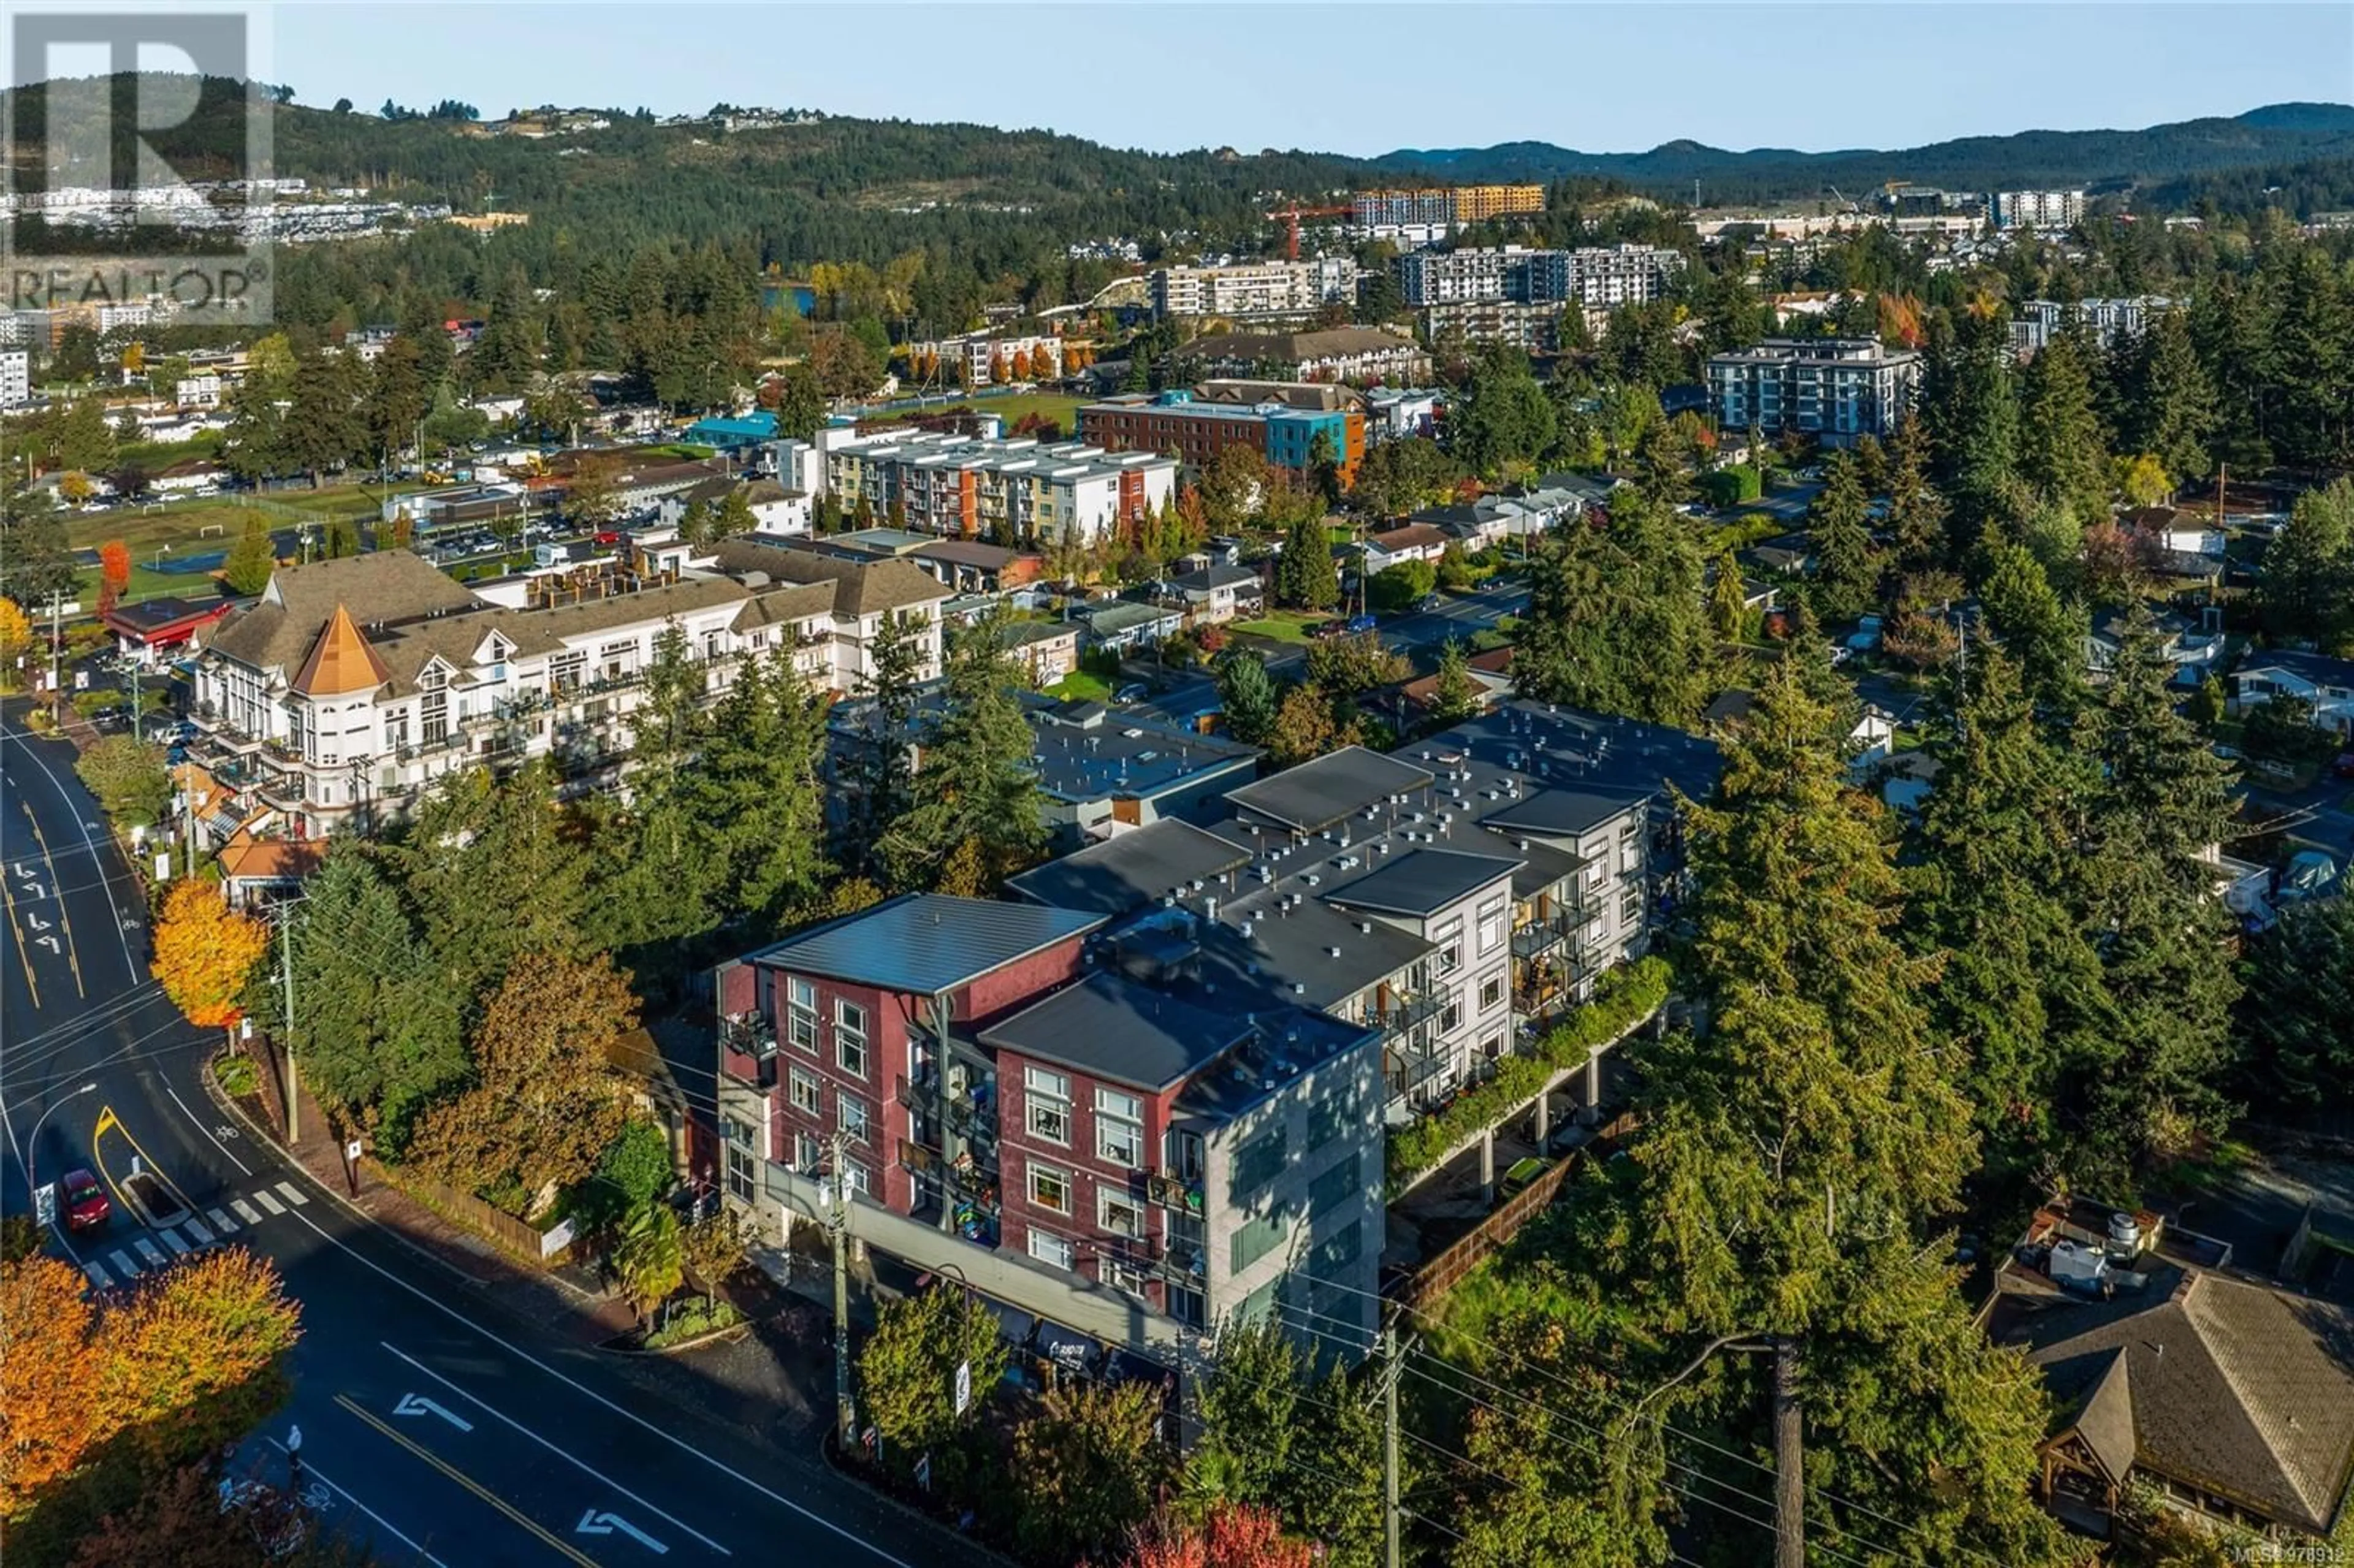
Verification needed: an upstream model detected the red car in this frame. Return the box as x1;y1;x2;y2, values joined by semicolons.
60;1169;110;1233
593;529;622;547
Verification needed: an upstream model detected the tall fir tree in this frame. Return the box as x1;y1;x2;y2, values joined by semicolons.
880;613;1045;891
2071;605;2244;1188
2017;329;2110;525
1806;451;1878;622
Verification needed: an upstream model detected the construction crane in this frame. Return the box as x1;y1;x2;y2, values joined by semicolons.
1265;201;1352;261
1825;185;1862;216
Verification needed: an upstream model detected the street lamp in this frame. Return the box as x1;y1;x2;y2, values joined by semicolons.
26;1081;101;1199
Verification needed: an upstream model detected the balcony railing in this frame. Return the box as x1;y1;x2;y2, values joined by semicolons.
1145;1170;1205;1217
897;1139;1000;1206
896;1073;997;1144
1384;1040;1454;1105
1373;988;1446;1042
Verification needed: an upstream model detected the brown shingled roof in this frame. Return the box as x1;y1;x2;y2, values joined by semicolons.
291;605;393;698
709;538;951;617
210;553;479;676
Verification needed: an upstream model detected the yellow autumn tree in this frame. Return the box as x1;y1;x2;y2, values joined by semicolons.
151;879;269;1028
0;598;32;682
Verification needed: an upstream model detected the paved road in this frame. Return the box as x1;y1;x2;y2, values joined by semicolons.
0;706;986;1568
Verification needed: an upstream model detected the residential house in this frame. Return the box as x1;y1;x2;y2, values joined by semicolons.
1008;620;1082;687
714;894;1384;1365
1987;1196;2354;1543
1026;701;1261;847
101;595;234;667
1076;599;1184;655
2231;649;2354;737
149;457;226;496
1364;388;1443;444
1360;524;1452;576
910;540;1045;596
2085;607;2226;687
658;476;810;538
1167;563;1264;625
1398;648;1515;716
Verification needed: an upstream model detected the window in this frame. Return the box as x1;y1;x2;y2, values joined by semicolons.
724;1122;757;1202
1231;1210;1289;1274
1439;1000;1460;1034
835;1000;867;1076
844;1160;870;1198
1230;1125;1287;1201
787;978;818;1053
1026;1067;1072;1146
1099;1189;1145;1239
1309;1152;1362;1218
1479;973;1504;1012
837;1092;871;1146
1095;1088;1143;1166
1312;1219;1364;1274
1308;1094;1346;1152
1477;897;1506;954
1621;889;1644;926
1166;1283;1206;1330
1028;1230;1073;1270
788;1067;821;1117
794;1132;822;1173
1027;1159;1072;1215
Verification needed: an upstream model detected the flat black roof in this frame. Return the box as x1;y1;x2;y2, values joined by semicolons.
1322;847;1519;919
752;894;1105;995
1005;820;1251;916
980;970;1249;1090
1225;746;1434;834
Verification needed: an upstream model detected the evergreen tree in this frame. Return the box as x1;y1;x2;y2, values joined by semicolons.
1516;493;1712;726
1881;416;1948;574
1922;310;2021;554
2260;477;2354;652
1975;540;2085;714
2128;308;2217;486
1215;648;1278;747
1580;665;2068;1565
1806;451;1878;622
221;516;278;596
393;762;597;1004
774;363;826;443
882;613;1045;890
1911;644;2111;1191
690;647;834;926
2071;606;2244;1187
0;513;81;609
844;609;924;877
1428;638;1482;724
1276;516;1339;611
2017;330;2110;525
2235;894;2354;1117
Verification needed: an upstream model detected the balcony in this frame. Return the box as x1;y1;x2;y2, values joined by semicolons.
1372;987;1445;1043
1145;1170;1205;1217
895;1074;997;1146
720;1014;777;1088
1384;1039;1455;1105
897;1139;1000;1206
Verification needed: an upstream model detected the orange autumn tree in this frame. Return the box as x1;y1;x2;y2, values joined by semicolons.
1;1248;300;1536
0;1254;106;1511
151;878;269;1028
96;540;131;616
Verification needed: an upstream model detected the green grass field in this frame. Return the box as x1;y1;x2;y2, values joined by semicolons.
980;391;1089;438
1043;670;1113;702
1233;611;1333;645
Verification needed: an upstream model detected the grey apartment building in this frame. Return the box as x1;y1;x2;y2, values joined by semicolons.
1706;337;1921;446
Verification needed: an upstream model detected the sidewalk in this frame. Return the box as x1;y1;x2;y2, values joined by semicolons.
225;1040;636;1344
213;1040;867;1455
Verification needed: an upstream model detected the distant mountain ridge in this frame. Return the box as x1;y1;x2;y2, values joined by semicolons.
1372;104;2354;203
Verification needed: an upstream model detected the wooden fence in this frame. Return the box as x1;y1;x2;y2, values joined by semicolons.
361;1157;569;1269
1395;1111;1638;1312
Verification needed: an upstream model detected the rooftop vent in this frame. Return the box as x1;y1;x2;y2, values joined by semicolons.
1325;946;1343;959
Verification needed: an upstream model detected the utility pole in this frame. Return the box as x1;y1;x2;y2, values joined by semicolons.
827;1130;855;1452
279;904;300;1143
180;763;197;878
1772;1337;1805;1568
129;660;142;743
47;590;63;723
1380;1320;1402;1568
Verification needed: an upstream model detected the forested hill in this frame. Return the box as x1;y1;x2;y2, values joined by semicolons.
1374;102;2354;203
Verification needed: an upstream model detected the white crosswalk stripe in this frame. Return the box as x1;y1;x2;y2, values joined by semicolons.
109;1248;138;1278
159;1227;192;1255
133;1237;166;1266
85;1262;112;1288
253;1189;286;1216
183;1216;215;1244
274;1181;310;1207
232;1198;263;1225
207;1206;238;1234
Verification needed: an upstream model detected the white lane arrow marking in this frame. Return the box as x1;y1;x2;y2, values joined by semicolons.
23;882;44;900
36;935;59;953
392;1393;474;1433
576;1510;668;1553
25;911;49;931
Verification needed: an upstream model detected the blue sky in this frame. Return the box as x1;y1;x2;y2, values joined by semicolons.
273;3;2353;157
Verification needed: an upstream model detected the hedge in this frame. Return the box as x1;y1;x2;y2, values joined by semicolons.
1385;956;1672;1193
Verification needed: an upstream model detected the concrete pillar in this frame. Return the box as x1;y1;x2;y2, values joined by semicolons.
1533;1089;1550;1148
1582;1051;1602;1127
1479;1129;1496;1206
777;1200;795;1249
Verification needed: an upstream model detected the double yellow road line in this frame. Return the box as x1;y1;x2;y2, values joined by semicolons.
333;1393;603;1567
